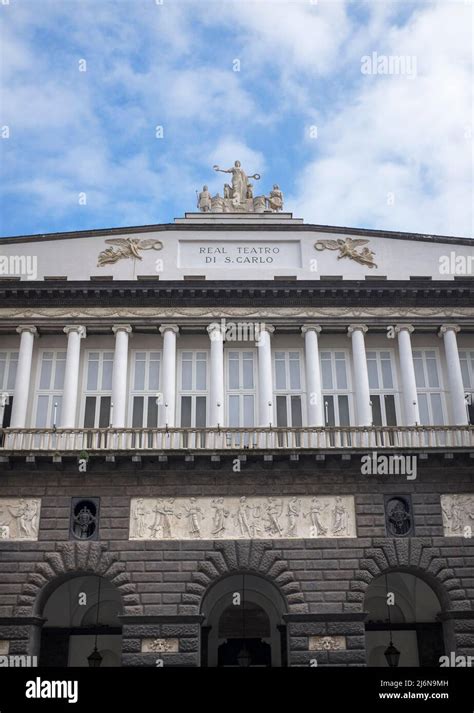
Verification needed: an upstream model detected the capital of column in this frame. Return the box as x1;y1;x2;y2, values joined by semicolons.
347;324;368;336
395;324;415;334
207;322;224;336
112;324;132;335
438;324;460;337
16;325;37;336
64;325;86;338
301;324;322;336
259;323;275;334
159;324;179;336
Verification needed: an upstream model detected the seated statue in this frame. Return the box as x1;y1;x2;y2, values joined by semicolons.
211;193;225;212
253;195;266;212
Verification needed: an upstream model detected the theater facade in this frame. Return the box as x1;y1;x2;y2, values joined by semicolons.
0;170;473;667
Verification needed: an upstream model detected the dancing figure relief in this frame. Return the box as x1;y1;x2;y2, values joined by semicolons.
332;497;349;535
211;498;229;537
149;499;180;539
441;495;474;536
129;496;355;539
0;499;40;540
183;498;205;538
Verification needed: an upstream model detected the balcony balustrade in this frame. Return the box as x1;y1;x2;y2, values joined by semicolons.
0;425;472;453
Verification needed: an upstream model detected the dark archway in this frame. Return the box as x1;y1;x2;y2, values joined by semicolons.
200;572;287;667
39;574;123;667
364;571;445;667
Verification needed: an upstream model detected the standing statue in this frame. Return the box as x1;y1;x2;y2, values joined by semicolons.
213;160;261;204
197;185;212;212
267;184;284;212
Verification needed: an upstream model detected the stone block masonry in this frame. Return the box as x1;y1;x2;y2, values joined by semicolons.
0;454;473;666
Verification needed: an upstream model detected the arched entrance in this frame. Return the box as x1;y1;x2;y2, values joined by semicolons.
364;571;445;667
201;573;287;667
39;575;122;667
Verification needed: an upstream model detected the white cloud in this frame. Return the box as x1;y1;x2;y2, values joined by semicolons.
0;0;471;237
291;1;473;236
205;0;352;74
159;68;259;123
0;0;264;230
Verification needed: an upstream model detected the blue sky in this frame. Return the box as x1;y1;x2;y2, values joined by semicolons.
0;0;472;238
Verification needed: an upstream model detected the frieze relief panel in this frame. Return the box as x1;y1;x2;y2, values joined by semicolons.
441;495;474;536
0;498;41;540
314;238;377;269
129;496;356;540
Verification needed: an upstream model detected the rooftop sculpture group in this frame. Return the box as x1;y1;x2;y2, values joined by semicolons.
197;160;283;213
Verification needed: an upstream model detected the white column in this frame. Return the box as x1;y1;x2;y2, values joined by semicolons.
111;325;132;428
61;325;86;428
10;325;37;428
439;324;468;425
207;323;225;427
257;324;275;426
348;324;372;426
395;324;420;426
159;324;179;427
301;324;323;426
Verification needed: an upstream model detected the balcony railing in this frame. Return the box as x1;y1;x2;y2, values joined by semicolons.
0;425;472;452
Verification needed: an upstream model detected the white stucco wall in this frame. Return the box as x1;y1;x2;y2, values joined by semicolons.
0;214;472;281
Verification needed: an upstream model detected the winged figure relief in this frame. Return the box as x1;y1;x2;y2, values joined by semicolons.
314;238;377;268
97;238;163;267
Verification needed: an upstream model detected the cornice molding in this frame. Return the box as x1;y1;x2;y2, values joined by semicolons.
1;222;472;246
0;279;472;314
